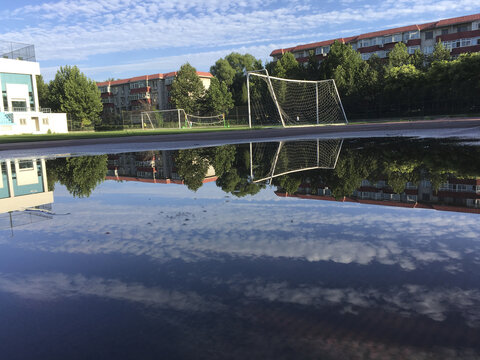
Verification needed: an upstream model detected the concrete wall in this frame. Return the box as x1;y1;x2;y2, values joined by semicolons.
0;111;68;135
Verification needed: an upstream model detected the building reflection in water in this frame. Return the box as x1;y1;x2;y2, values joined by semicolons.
0;158;53;232
248;138;480;214
106;150;217;185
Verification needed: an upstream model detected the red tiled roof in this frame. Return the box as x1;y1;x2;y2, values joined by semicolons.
105;175;217;184
269;13;480;57
434;13;480;27
97;71;213;87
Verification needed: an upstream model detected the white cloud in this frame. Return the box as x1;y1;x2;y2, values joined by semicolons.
0;271;217;311
2;184;479;273
241;280;480;326
1;0;479;75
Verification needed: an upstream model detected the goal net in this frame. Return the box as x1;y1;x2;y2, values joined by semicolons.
184;114;226;128
247;70;348;127
140;109;187;129
249;139;343;184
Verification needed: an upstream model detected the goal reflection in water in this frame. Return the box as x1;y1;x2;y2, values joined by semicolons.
1;137;480;359
249;138;343;185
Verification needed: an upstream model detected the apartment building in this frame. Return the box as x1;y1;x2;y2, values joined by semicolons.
0;42;68;135
96;71;213;116
271;13;480;63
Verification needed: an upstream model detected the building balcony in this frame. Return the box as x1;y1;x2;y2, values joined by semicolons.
7;107;28;112
101;92;113;98
406;39;421;46
130;99;151;105
437;29;480;42
130;87;151;94
451;44;480;55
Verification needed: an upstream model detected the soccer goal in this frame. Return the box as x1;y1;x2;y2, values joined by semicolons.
249;138;343;184
140;109;187;129
247;69;348;128
183;114;227;128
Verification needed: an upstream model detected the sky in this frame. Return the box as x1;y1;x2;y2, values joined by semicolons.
1;0;480;81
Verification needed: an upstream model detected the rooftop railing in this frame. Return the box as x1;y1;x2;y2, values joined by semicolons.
0;41;36;62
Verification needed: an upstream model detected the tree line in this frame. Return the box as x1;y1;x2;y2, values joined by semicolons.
40;42;480;128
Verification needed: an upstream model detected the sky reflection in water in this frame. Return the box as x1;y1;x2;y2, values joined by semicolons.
0;137;479;359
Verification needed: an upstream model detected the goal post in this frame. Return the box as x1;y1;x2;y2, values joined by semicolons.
183;113;227;128
247;69;348;128
140;109;187;129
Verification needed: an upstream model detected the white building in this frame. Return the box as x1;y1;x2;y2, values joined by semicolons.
0;42;68;135
0;158;54;232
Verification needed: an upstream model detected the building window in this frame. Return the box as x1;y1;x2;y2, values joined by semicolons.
393;33;402;42
408;45;420;54
441;28;449;35
19;118;26;125
361;53;371;60
423;45;434;54
18;160;34;170
42;118;48;125
425;31;433;40
461;38;471;47
457;25;469;33
407;31;420;40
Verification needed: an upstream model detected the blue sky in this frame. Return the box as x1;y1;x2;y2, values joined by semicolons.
1;0;480;81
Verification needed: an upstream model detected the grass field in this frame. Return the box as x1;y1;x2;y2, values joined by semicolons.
0;126;255;144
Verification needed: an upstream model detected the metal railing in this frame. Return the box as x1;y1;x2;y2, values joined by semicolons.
11;107;28;112
0;41;36;62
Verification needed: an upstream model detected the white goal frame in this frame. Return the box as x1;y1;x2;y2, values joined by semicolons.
249;138;344;185
246;69;348;128
140;109;187;129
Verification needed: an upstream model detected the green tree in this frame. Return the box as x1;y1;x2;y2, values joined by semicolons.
304;50;321;80
175;149;210;191
47;155;108;197
203;77;234;114
271;52;300;78
388;42;410;67
210;58;236;86
170;63;205;114
36;75;50;109
48;65;102;129
411;48;426;70
210;53;262;105
320;41;370;96
432;41;451;62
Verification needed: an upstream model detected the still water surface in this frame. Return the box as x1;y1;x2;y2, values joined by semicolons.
0;137;479;359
